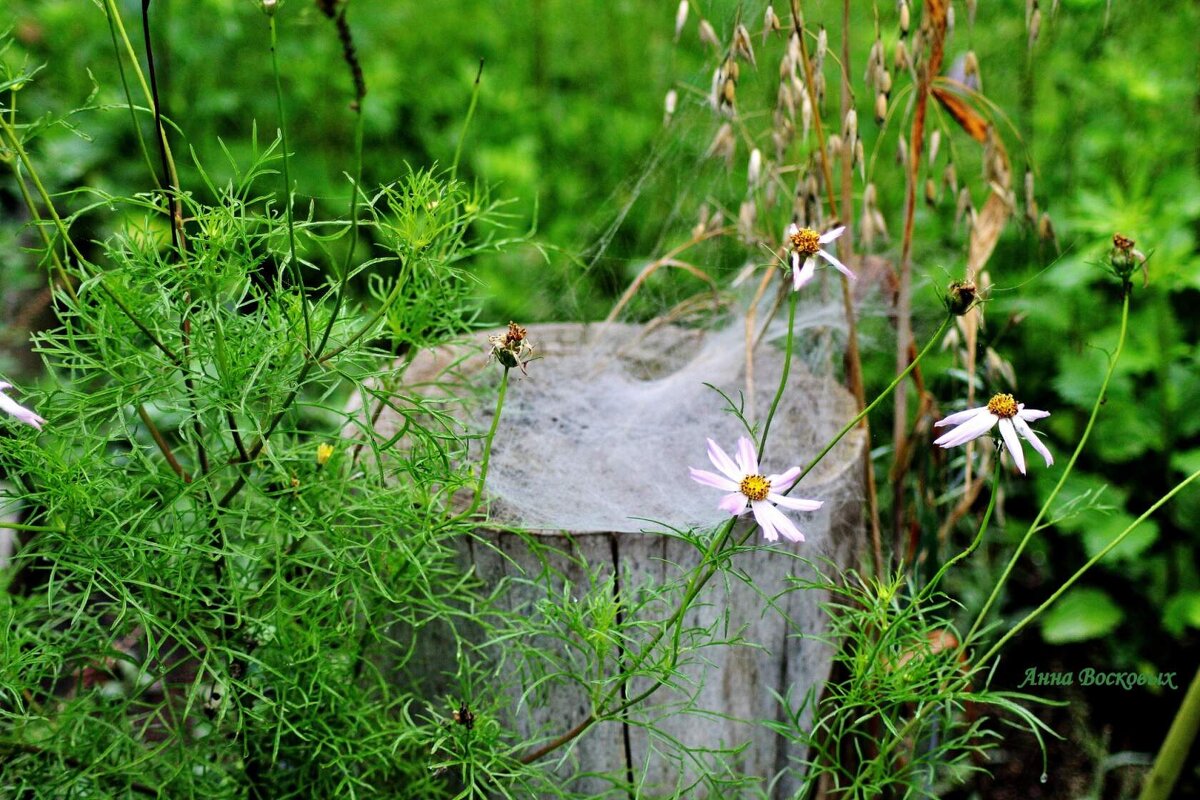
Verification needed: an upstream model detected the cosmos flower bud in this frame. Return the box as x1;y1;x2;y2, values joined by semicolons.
1109;233;1147;286
944;280;977;316
488;322;534;373
316;443;334;466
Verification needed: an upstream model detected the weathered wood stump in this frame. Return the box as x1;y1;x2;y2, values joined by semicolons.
358;321;864;797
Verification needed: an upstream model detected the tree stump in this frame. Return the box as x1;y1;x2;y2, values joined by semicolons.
357;321;865;797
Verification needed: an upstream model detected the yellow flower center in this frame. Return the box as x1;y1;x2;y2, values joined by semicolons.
739;474;771;502
987;393;1018;418
789;227;821;256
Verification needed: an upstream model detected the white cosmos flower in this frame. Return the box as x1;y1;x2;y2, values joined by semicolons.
689;435;822;543
0;382;46;431
785;223;855;290
933;392;1052;475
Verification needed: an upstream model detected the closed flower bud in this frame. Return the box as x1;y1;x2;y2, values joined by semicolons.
1109;233;1148;285
944;280;978;316
674;0;689;41
764;5;782;44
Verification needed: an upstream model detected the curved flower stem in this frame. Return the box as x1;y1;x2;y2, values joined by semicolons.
977;465;1200;669
451;59;484;181
919;464;1001;601
966;289;1131;645
447;367;510;526
785;313;952;493
521;315;953;767
269;13;310;351
757;290;798;463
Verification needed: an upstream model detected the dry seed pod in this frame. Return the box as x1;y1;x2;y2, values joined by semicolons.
706;122;736;165
734;23;756;66
947;3;955;36
827;133;844;162
843;108;858;141
929;129;941;164
897;133;909;169
874;91;888;124
814;71;827;106
674;0;689;41
1029;7;1041;48
1024;168;1038;224
788;30;802;66
924;177;938;207
777;82;795;118
872;208;890;242
764;5;782;44
855;136;866;181
955;186;973;228
894;38;911;71
721;75;738;112
899;0;911;35
866;38;885;85
663;89;678;125
737;200;757;241
964;50;981;91
879;69;893;94
942;160;959;195
748;148;763;190
800;91;813;140
967;0;977;26
817;26;828;63
1038;211;1056;245
699;19;720;51
709;66;723;111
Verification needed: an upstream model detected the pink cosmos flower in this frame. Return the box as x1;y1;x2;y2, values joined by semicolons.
933;392;1052;475
785;223;854;290
0;382;45;431
689;435;822;542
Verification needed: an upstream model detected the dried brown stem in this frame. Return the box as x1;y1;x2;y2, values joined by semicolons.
137;403;191;482
891;0;948;548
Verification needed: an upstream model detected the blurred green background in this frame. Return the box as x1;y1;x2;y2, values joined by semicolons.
3;0;1199;794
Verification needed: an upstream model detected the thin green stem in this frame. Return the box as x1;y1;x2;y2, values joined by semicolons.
757;290;797;463
103;0;159;186
978;465;1200;668
451;59;484;181
967;289;1131;644
269;13;310;351
786;314;953;493
1139;660;1200;800
919;463;1001;600
0;522;65;533
447;368;510;525
0;116;178;364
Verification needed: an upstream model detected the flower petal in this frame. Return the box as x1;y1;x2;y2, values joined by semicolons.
998;417;1026;475
736;436;759;476
689;467;739;492
1012;416;1054;467
933;410;998;448
818;225;846;244
706;438;742;481
767;466;802;492
754;500;805;542
768;493;822;512
751;502;779;542
0;391;45;431
718;492;749;515
1017;406;1051;422
935;405;989;428
793;255;816;291
817;248;856;280
785;222;799;238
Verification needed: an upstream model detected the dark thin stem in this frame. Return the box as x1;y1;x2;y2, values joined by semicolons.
919;464;1000;601
137;403;190;482
451;59;485;181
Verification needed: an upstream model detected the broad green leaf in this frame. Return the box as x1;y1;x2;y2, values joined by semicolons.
1040;587;1125;644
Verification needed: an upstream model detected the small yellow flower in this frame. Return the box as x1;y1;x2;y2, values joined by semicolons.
316;443;335;466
